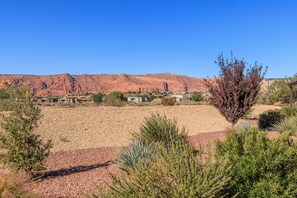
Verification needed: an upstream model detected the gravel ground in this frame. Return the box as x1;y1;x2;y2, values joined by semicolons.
24;130;280;198
35;105;279;152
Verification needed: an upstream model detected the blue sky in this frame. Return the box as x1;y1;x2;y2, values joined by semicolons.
0;0;296;78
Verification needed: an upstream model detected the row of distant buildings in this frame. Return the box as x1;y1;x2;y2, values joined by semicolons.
32;92;203;104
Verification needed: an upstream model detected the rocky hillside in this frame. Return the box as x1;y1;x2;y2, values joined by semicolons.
0;73;209;96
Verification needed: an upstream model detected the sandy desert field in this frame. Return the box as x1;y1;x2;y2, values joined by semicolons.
35;104;281;152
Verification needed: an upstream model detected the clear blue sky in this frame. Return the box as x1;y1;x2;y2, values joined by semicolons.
0;0;296;78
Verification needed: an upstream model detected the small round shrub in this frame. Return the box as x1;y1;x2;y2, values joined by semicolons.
258;110;284;129
91;93;105;104
161;97;176;106
133;113;187;146
191;92;203;102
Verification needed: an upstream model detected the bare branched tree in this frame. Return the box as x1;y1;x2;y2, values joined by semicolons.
205;53;267;125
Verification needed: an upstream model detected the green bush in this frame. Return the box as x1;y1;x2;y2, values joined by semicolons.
108;91;126;101
118;139;159;172
161;97;175;106
133;113;187;146
92;140;231;198
268;76;297;104
273;117;297;134
280;106;297;117
215;128;297;197
91;93;105;104
0;89;11;111
104;95;124;107
258;110;284;129
0;85;53;177
191;92;203;102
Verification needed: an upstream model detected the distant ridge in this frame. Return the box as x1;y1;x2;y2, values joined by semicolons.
0;73;209;96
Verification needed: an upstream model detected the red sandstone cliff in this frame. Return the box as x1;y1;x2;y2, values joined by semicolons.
0;73;209;96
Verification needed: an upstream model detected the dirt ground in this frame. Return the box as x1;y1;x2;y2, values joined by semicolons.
35;104;280;152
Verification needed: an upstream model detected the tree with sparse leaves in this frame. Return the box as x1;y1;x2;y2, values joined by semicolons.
0;84;52;177
205;53;267;125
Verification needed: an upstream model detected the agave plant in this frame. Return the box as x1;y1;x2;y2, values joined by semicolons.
273;117;297;134
118;139;158;172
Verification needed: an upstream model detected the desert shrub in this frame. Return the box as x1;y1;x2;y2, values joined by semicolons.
205;53;266;125
133;113;187;146
256;92;271;105
0;89;11;111
273;117;297;134
0;175;33;198
268;77;297;104
191;91;203;102
258;109;284;129
93;140;231;198
108;91;126;101
0;85;53;177
104;95;124;107
280;106;297;117
161;97;176;106
118;139;159;172
215;128;297;197
91;93;105;104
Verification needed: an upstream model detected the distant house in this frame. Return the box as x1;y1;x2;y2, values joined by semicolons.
58;97;79;103
171;94;191;102
127;96;148;103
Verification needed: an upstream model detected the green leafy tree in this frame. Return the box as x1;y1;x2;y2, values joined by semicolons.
191;92;203;102
0;85;52;177
91;93;105;104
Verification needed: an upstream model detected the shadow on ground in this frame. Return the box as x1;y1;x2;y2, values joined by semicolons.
38;160;114;180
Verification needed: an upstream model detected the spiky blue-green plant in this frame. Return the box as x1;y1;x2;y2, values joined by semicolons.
118;139;158;172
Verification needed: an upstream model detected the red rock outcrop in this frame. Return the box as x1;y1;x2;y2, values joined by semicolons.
0;73;209;96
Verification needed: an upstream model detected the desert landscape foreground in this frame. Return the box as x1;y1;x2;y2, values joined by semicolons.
35;104;280;152
2;104;276;197
0;104;282;197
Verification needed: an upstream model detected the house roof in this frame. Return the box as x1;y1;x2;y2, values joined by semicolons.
288;80;297;87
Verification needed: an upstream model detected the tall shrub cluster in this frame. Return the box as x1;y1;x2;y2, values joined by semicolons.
205;53;266;125
90;114;230;197
268;74;297;104
0;85;52;177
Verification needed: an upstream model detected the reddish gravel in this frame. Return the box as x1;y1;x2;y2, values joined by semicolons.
23;131;280;198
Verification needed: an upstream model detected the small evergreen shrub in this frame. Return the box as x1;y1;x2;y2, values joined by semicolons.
118;139;159;172
161;97;176;106
133;113;187;146
215;128;297;197
0;85;53;177
191;92;203;102
258;109;284;129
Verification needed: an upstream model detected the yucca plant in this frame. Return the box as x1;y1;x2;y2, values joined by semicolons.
118;139;159;172
273;117;297;134
133;113;187;146
92;140;231;198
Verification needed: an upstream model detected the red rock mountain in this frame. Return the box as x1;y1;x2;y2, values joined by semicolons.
0;73;209;96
